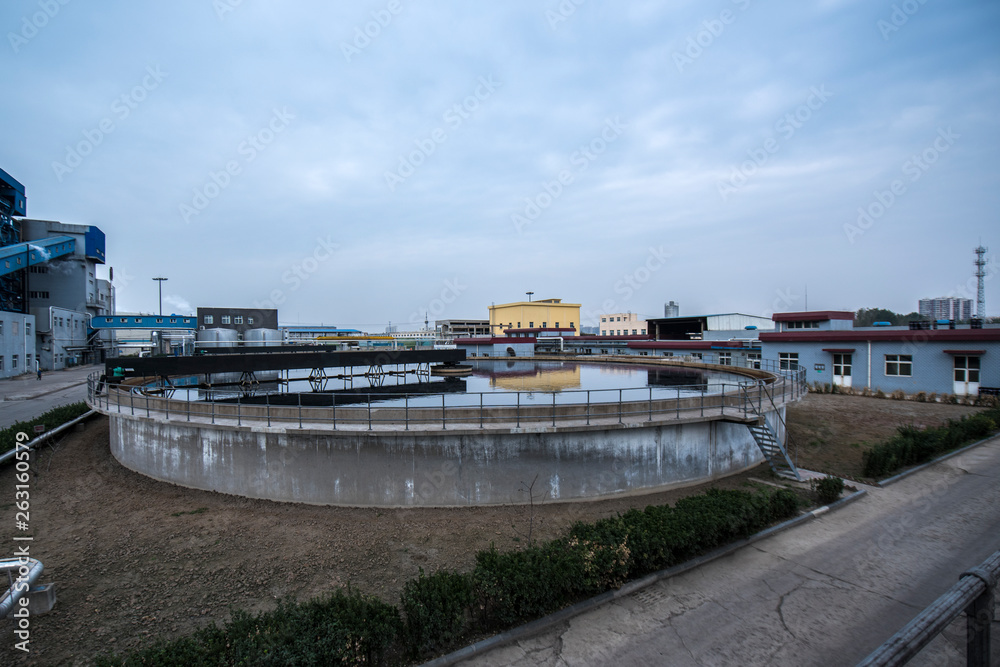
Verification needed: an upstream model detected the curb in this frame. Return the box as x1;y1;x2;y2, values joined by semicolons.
420;488;867;667
2;379;89;402
878;432;1000;487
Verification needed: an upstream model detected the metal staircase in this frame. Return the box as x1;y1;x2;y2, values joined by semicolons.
741;382;802;481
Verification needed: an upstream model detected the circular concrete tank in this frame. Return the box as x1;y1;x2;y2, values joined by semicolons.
89;359;805;507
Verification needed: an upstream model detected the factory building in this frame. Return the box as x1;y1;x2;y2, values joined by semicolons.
196;307;278;337
1;168;112;375
488;298;580;337
759;311;999;396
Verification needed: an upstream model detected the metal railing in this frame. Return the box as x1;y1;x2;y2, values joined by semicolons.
87;363;807;432
859;549;998;666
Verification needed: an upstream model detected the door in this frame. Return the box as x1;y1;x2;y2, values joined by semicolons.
953;356;980;396
833;353;852;388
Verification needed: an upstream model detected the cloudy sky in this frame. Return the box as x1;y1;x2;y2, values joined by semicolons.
3;0;998;330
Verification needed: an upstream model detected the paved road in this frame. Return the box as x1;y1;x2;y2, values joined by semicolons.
0;365;96;428
463;438;1000;666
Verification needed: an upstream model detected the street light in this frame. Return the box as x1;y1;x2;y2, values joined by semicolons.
152;277;167;316
526;291;533;302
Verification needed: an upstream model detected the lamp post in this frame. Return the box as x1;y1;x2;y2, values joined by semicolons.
153;277;167;355
153;277;167;315
526;291;533;302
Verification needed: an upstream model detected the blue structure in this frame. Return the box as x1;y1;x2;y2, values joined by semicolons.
91;315;198;330
759;311;999;396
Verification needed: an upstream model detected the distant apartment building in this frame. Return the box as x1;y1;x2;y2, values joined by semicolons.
600;312;647;336
919;297;972;321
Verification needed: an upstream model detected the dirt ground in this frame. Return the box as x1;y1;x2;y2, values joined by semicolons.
787;392;980;480
0;393;986;665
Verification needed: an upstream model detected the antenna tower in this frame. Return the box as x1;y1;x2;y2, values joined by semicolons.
974;245;987;318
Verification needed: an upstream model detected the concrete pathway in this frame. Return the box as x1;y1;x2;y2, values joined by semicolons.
0;364;97;428
461;438;1000;666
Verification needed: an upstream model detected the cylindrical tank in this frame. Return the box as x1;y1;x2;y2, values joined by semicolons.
244;328;282;347
196;328;239;349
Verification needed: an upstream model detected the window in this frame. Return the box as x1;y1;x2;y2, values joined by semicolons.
156;318;163;324
234;316;243;325
787;321;820;329
779;352;799;370
25;322;31;335
221;316;231;325
640;329;646;335
12;321;18;335
529;322;533;328
631;329;637;335
601;317;606;322
28;290;50;299
885;354;912;377
0;321;3;335
204;315;213;325
0;357;3;370
718;352;732;365
517;322;521;328
12;355;18;369
954;356;980;383
247;317;254;325
555;322;560;328
617;317;621;322
570;322;574;330
542;322;547;328
833;354;852;376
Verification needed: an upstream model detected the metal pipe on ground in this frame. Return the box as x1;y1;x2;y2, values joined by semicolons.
0;410;98;466
0;558;44;618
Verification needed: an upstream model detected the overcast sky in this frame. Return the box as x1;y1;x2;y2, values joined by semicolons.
3;0;998;330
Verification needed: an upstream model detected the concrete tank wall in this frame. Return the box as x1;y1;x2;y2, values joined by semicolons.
107;413;772;507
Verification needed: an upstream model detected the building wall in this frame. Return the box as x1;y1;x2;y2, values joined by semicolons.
489;300;581;336
197;307;278;336
599;312;647;336
918;298;973;321
31;306;89;370
0;311;36;378
761;339;997;395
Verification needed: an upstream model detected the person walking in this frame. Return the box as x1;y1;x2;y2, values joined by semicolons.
36;358;42;380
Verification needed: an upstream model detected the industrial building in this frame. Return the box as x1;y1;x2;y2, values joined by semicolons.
1;168;112;377
488;298;580;336
758;311;998;396
599;312;647;336
197;307;278;335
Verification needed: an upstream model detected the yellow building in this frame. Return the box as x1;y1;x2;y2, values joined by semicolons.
488;299;581;336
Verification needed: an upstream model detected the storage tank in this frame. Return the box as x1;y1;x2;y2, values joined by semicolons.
245;328;282;347
196;327;238;349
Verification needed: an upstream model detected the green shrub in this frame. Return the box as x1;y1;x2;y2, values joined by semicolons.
862;410;1000;478
96;590;401;666
0;402;90;455
815;476;844;504
401;569;474;656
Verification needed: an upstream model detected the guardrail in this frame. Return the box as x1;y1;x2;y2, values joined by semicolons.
86;362;807;432
859;549;999;666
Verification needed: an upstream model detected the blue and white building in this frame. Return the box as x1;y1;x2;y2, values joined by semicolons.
759;311;998;396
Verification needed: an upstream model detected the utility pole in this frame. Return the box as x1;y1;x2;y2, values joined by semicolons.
153;277;167;315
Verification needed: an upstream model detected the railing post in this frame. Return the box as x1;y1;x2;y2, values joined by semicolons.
618;388;623;424
368;395;372;431
479;393;483;429
552;392;556;427
405;394;409;431
129;390;133;416
266;393;271;427
145;392;150;418
187;391;191;422
676;387;680;419
332;394;337;430
516;392;520;428
298;392;302;429
211;400;215;425
441;393;446;430
720;383;724;415
586;390;590;425
700;387;704;417
165;391;169;421
648;386;653;421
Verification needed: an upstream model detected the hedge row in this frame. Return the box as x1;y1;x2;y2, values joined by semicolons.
861;407;1000;478
97;487;800;665
0;401;90;455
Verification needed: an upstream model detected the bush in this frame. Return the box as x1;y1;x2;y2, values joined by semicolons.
815;476;844;504
861;410;1000;478
96;590;401;666
401;569;474;656
0;402;90;455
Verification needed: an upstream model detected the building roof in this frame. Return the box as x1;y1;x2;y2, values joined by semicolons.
760;329;1000;343
489;299;581;308
771;311;855;322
